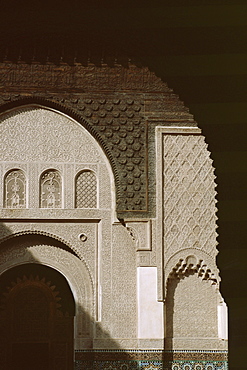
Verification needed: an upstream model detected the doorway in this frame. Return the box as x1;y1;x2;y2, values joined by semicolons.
0;264;75;370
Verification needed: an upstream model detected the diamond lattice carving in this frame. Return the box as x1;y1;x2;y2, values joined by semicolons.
75;171;97;209
163;135;218;260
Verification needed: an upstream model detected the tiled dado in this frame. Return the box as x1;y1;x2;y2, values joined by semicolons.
74;350;228;369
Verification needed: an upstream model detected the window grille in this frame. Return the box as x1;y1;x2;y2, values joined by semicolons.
75;170;97;208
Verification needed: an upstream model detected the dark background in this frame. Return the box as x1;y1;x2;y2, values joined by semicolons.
0;1;246;368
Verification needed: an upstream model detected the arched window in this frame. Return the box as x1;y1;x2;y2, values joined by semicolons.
4;169;26;208
40;169;62;208
75;170;97;208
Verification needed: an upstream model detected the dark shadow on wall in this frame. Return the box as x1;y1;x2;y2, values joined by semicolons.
165;277;177;353
0;222;164;370
165;271;228;370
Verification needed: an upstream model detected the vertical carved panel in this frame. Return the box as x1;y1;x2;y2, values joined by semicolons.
163;135;217;259
75;170;97;208
4;169;26;208
40;169;62;208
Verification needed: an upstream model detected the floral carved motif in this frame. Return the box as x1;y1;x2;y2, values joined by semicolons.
40;170;62;208
4;169;26;208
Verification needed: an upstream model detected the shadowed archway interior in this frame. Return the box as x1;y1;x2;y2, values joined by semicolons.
0;263;75;370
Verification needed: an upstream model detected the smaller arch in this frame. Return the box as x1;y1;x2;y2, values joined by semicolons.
164;248;220;300
166;255;219;296
40;168;62;208
4;168;26;208
75;170;97;209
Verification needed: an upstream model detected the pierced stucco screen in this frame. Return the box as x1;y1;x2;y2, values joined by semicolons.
75;170;97;208
4;169;26;208
40;169;62;208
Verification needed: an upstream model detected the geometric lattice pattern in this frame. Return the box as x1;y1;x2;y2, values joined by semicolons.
4;169;26;208
163;135;218;260
75;170;97;208
75;360;227;370
74;350;227;370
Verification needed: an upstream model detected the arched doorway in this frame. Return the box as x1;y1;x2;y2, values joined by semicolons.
0;264;75;370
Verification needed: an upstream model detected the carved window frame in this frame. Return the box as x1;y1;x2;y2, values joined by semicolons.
4;168;27;208
40;169;62;209
75;169;98;209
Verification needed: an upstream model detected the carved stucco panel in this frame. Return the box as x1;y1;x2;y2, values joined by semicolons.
96;218;112;337
164;248;219;290
64;163;74;209
163;134;218;262
166;273;219;350
0;107;103;163
111;223;137;339
0;222;98;278
0;107;114;212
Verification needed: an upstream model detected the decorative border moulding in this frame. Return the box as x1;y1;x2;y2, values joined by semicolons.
156;126;202;134
74;350;228;369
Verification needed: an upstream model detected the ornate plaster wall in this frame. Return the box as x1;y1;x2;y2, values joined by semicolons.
0;62;228;369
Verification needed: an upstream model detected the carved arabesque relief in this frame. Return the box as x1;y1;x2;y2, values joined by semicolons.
0;107;114;211
165;255;221;347
4;169;26;208
1;167;101;210
0;57;197;216
40;169;62;208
